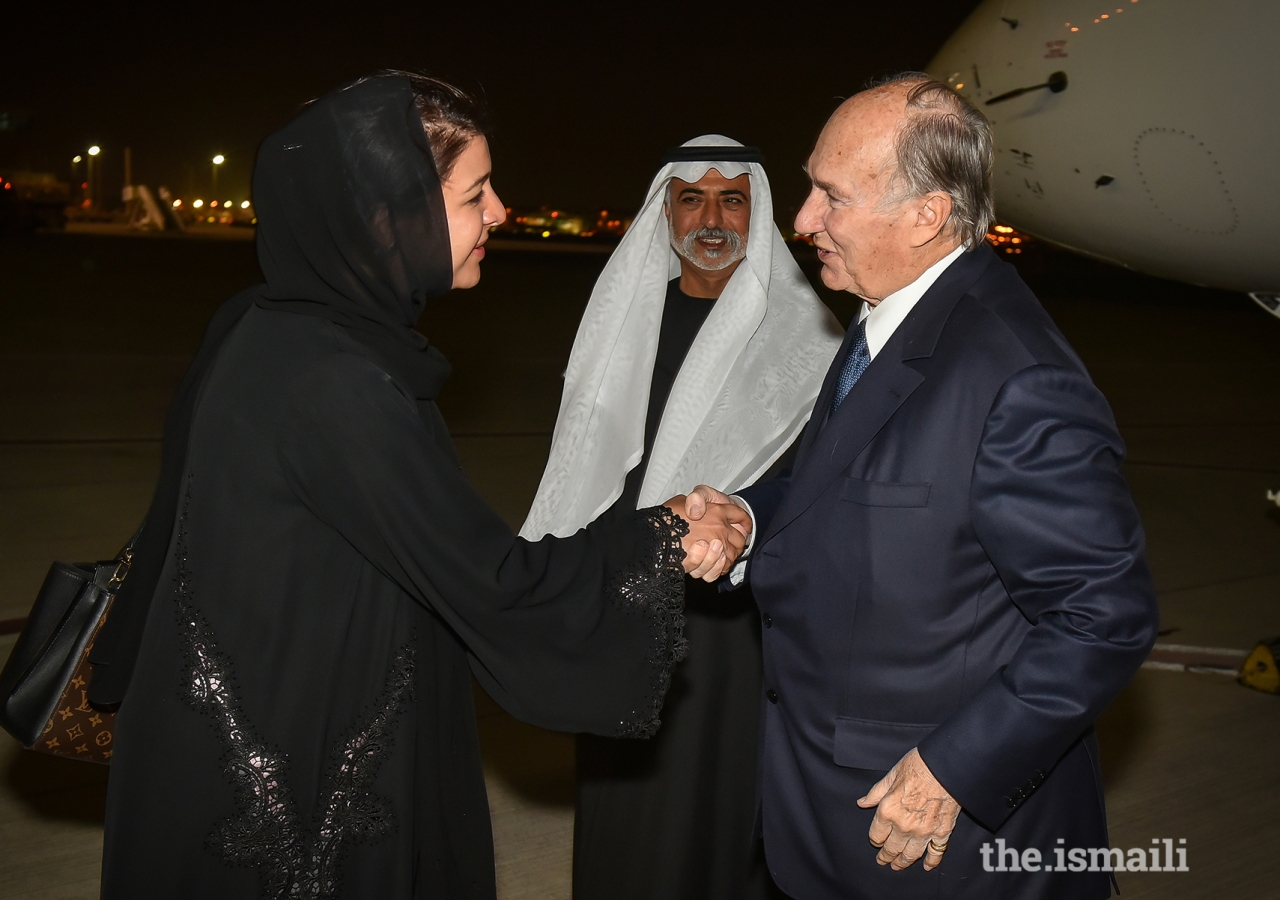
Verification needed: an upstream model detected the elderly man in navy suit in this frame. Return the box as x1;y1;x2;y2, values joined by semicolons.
688;74;1158;899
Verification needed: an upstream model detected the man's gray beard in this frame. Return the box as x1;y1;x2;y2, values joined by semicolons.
670;224;747;272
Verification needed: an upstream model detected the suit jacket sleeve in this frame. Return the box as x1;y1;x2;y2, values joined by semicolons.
916;363;1158;830
735;475;791;540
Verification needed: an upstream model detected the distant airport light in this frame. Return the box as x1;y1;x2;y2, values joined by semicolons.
224;200;232;208
72;155;82;163
87;146;101;156
955;83;965;89
193;199;204;208
994;225;1014;233
212;155;225;165
541;230;551;238
172;199;183;208
1072;27;1079;31
211;200;219;208
240;200;251;209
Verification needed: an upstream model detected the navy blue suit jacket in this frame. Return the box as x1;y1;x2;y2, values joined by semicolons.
737;246;1157;900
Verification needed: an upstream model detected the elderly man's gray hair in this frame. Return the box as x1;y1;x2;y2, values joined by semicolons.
873;72;995;250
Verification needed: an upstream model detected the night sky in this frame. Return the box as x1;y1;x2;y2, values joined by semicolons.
1;1;980;222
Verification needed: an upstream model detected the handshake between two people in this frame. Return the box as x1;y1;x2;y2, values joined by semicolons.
663;485;747;582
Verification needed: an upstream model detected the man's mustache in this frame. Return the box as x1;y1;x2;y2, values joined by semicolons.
673;226;747;271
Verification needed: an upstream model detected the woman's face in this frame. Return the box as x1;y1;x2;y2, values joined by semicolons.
440;135;506;289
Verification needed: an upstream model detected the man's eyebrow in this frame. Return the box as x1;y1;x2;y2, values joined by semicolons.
677;187;748;199
811;176;841;196
801;162;840;195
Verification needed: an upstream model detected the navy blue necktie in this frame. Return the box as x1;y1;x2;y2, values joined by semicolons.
830;318;871;416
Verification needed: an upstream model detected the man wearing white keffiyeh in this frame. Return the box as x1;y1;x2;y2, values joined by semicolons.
523;135;842;900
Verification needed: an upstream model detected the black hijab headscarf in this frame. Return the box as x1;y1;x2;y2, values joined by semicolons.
91;76;456;703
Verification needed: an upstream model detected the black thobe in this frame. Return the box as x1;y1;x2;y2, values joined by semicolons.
574;279;789;900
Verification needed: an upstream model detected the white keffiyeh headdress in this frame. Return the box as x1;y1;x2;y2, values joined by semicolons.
521;135;843;539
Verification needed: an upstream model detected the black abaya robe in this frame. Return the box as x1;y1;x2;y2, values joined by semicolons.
574;279;791;900
98;77;689;899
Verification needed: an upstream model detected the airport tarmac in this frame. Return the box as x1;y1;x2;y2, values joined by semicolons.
1;231;1277;898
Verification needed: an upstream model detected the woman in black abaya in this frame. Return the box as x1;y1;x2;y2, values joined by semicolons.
93;74;747;899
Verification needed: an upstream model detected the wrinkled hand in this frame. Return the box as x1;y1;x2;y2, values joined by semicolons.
857;748;961;872
684;485;751;542
663;494;750;581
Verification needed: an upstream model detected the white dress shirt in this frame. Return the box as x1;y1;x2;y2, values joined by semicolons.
727;243;966;583
859;243;966;360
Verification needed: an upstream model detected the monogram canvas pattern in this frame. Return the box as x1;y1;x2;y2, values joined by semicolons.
31;607;116;764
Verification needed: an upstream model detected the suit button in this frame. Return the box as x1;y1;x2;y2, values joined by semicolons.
766;689;779;704
762;613;773;628
1006;796;1018;808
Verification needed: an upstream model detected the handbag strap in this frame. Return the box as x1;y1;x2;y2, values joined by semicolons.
95;521;145;593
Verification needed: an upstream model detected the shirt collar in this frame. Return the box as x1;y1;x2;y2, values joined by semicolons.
858;243;966;360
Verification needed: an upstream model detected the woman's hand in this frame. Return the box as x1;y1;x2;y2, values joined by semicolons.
663;493;752;581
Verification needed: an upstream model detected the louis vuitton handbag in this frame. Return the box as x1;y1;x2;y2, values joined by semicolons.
0;536;135;764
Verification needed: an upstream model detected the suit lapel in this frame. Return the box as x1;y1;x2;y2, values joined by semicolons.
760;247;999;545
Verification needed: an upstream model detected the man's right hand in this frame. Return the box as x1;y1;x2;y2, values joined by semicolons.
684;484;746;533
663;494;751;581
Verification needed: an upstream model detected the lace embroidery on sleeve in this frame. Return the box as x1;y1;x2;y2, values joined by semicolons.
608;506;689;739
174;486;414;898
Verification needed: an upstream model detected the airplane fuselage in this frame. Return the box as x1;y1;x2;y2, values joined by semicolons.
929;0;1279;298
